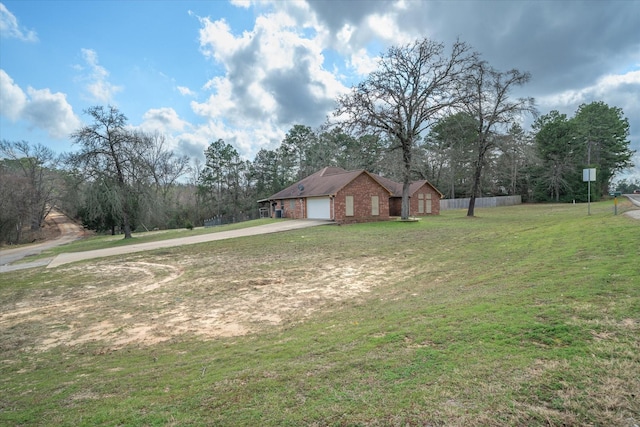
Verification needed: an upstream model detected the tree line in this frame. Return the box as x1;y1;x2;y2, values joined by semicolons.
1;37;635;243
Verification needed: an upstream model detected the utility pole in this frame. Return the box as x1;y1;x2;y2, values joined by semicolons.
588;140;591;216
583;139;595;216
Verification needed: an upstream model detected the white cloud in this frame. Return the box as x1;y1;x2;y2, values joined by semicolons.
177;120;284;162
191;7;348;158
177;85;195;96
0;3;38;42
538;69;640;123
598;69;640;89
195;77;254;123
336;23;355;46
77;48;123;103
197;18;242;62
134;108;193;154
365;13;412;46
23;87;81;138
394;0;409;11
0;69;81;139
232;124;285;157
229;0;251;9
348;48;379;76
0;69;27;120
139;107;189;133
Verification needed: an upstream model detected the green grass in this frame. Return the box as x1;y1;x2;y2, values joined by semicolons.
1;202;639;426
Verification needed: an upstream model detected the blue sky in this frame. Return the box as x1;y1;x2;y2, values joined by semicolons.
1;0;639;180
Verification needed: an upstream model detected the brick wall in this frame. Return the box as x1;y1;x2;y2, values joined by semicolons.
390;184;441;217
335;173;390;224
275;198;305;219
410;184;441;216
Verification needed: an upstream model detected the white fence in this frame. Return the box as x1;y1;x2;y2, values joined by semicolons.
440;195;522;210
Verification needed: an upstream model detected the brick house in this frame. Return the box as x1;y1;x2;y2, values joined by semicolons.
262;167;443;223
262;167;392;224
372;175;444;216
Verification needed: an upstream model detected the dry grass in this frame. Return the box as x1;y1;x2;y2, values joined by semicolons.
1;248;397;353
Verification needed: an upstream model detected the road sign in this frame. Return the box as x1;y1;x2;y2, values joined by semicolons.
583;168;596;182
583;168;596;215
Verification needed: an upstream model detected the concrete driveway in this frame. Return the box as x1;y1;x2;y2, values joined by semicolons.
45;220;330;268
1;219;330;272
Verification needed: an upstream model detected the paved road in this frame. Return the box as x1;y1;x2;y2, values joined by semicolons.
625;193;640;207
625;194;640;220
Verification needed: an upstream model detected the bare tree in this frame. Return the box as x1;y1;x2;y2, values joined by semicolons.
422;113;477;198
69;106;141;238
139;132;191;197
335;38;477;219
0;140;59;232
0;161;29;243
130;132;191;229
458;61;536;216
543;154;574;202
493;123;536;198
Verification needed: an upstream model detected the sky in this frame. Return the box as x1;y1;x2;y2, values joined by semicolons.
1;0;639;181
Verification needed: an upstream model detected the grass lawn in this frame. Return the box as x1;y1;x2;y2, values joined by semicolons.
1;201;638;426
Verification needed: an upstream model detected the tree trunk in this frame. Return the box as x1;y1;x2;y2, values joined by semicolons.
15;220;23;244
450;164;456;199
401;141;412;220
512;155;518;195
122;211;131;239
117;186;133;239
467;158;484;217
401;180;411;219
30;215;40;231
116;166;133;239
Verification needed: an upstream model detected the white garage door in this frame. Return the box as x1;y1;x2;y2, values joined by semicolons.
307;197;331;219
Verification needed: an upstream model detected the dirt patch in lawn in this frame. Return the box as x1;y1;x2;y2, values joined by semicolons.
0;254;392;352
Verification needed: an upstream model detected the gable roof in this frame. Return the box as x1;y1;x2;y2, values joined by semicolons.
266;167;393;200
372;174;444;198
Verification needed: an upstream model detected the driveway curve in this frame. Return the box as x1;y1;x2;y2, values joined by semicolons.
0;210;86;273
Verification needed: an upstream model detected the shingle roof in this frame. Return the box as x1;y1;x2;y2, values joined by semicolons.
371;174;444;198
264;167;442;201
266;167;392;200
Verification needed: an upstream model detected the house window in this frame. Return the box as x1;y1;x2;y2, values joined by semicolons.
371;195;379;216
418;193;425;214
289;199;295;210
426;193;432;214
346;195;354;216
